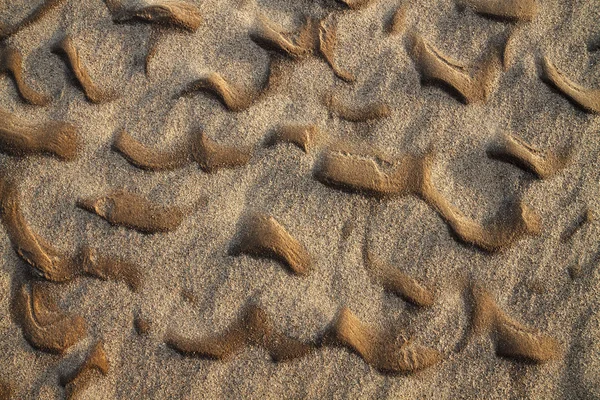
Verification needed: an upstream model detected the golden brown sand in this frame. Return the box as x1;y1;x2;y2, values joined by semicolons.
0;0;599;398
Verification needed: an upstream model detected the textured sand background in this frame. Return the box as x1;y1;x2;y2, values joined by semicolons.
0;0;599;398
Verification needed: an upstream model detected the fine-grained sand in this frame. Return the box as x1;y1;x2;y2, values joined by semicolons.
0;0;599;398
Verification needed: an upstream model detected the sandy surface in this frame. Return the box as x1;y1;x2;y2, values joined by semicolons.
0;0;599;398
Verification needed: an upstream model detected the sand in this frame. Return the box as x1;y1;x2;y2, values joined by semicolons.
0;0;599;398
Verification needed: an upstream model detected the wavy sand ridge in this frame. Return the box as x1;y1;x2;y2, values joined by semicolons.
363;250;434;307
487;133;571;179
314;146;541;252
501;25;523;71
113;129;252;173
110;0;203;75
167;305;440;374
12;283;87;354
166;305;314;361
250;15;316;59
53;36;116;104
541;56;600;114
329;307;441;374
192;130;253;173
0;179;143;289
318;15;356;82
230;213;311;276
410;33;501;104
0;47;51;106
113;130;191;171
180;72;261;112
112;0;202;32
265;124;322;153
0;178;77;282
0;109;79;161
78;246;142;292
144;28;162;76
181;12;354;110
0;0;595;397
388;3;409;35
78;189;185;234
60;341;109;400
251;13;355;82
470;285;561;363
